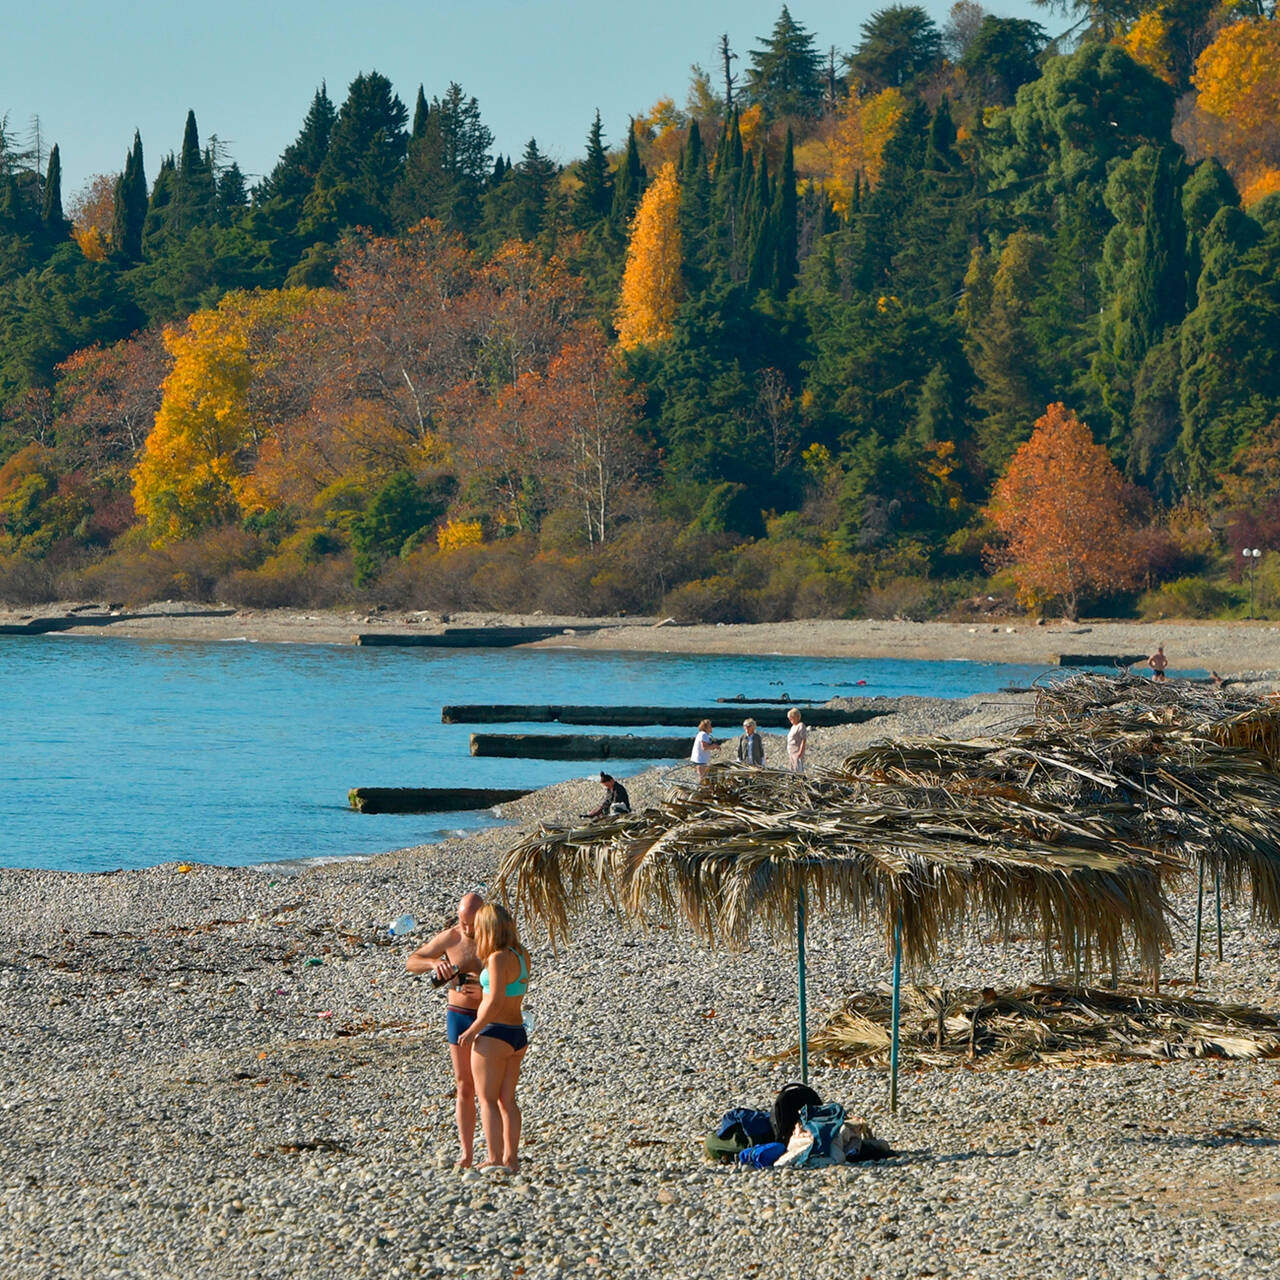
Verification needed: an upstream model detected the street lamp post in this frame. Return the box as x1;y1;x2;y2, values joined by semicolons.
1243;547;1262;618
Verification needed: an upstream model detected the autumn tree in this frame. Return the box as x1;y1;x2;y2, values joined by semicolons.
132;288;325;541
986;402;1140;616
535;327;643;544
616;162;683;349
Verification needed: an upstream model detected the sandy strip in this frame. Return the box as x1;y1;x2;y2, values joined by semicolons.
4;602;1280;674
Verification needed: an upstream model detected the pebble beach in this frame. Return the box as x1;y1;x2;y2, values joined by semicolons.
6;615;1280;1279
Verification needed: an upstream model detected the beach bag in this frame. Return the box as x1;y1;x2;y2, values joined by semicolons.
737;1141;787;1168
716;1108;774;1144
770;1082;822;1144
791;1102;846;1168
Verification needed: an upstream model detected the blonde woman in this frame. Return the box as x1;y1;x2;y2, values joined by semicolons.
457;902;531;1171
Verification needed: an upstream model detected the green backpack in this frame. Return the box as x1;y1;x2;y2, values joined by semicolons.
703;1128;751;1163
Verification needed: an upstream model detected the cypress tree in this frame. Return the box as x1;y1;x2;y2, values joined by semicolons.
411;85;429;139
771;128;798;295
746;151;774;294
41;143;70;245
179;110;201;179
112;131;147;262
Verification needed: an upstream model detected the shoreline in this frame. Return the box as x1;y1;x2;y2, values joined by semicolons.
4;600;1280;672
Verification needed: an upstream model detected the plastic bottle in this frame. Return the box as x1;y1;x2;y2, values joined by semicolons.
523;1008;537;1040
387;913;416;938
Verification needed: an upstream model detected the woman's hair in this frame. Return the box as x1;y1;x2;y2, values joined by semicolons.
698;718;712;731
787;707;802;722
474;901;529;967
743;718;756;731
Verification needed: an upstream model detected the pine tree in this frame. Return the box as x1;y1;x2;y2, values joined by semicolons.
317;71;409;233
112;131;147;262
678;120;711;282
611;124;646;229
745;6;824;118
572;111;612;230
259;86;335;203
480;138;557;246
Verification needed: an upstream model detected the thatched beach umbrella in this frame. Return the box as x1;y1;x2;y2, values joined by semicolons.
496;758;1177;1109
1029;674;1280;976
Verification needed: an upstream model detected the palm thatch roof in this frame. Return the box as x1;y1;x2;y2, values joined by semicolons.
498;675;1280;975
498;755;1177;975
818;671;1280;923
797;981;1280;1070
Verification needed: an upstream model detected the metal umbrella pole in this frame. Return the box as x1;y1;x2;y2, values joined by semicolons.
1194;861;1205;985
889;908;903;1113
797;884;809;1085
1215;870;1224;961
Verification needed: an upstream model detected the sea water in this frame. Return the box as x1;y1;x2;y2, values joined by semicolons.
0;635;1147;873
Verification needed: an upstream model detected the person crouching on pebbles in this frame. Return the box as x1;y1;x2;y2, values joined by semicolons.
406;892;484;1166
458;903;531;1172
786;707;808;773
582;772;631;819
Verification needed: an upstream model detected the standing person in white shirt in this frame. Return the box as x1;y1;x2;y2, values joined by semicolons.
786;707;808;773
689;719;722;779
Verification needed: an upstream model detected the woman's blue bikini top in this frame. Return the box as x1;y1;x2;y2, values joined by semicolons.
479;948;528;997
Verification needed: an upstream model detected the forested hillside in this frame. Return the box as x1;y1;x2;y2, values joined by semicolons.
3;2;1279;620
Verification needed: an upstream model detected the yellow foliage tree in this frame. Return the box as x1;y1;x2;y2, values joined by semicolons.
827;88;906;215
132;288;324;542
615;163;683;351
1119;11;1176;85
436;518;483;551
1194;17;1280;134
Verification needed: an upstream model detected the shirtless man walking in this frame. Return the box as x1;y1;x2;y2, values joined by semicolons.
406;892;485;1166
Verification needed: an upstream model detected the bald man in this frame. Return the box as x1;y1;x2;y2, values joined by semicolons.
407;892;484;1166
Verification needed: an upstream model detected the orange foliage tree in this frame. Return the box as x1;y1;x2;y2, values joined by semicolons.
986;403;1140;617
615;163;683;350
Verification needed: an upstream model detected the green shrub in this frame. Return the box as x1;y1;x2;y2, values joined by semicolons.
1138;576;1230;619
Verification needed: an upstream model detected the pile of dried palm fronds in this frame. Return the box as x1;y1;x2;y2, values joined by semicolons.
797;981;1280;1070
496;674;1280;974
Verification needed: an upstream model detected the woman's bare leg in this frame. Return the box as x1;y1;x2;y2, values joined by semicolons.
471;1039;513;1167
497;1047;528;1170
448;1043;477;1166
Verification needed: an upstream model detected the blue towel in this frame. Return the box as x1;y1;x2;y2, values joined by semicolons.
737;1142;787;1168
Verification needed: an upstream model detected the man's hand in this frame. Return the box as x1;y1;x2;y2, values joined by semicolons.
432;958;458;985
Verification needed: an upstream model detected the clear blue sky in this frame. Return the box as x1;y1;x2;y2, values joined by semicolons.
4;0;1051;200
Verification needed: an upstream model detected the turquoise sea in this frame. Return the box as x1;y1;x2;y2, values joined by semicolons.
2;636;1169;874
